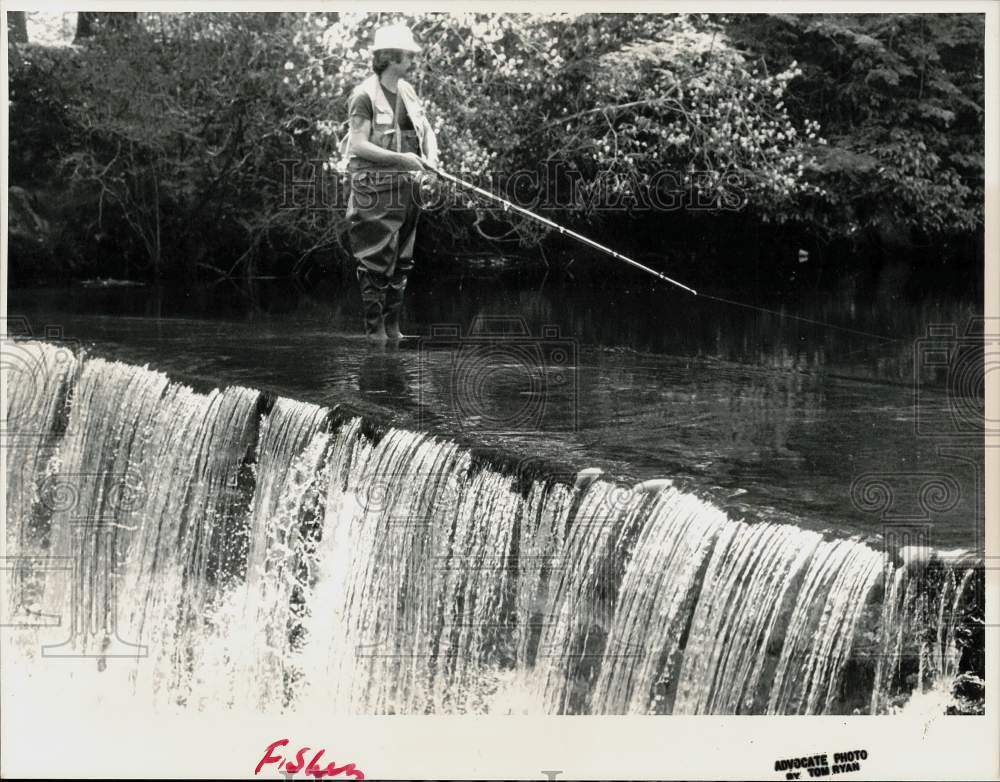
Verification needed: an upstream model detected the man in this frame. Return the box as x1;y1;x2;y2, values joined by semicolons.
344;23;439;341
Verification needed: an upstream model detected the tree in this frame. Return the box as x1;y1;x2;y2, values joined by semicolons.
52;13;347;280
74;12;138;42
8;11;985;283
727;13;985;242
8;11;28;43
319;12;825;246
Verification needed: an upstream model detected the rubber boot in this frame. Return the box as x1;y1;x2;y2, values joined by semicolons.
358;268;388;342
383;283;411;340
363;294;388;342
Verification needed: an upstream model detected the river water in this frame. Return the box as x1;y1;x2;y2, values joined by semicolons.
8;262;984;550
3;258;986;716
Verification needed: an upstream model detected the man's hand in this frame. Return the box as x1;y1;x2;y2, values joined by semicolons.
421;156;440;185
397;152;426;172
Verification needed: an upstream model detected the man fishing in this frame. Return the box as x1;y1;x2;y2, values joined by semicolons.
344;23;439;341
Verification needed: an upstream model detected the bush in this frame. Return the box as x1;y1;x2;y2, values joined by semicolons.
10;13;350;281
7;12;985;281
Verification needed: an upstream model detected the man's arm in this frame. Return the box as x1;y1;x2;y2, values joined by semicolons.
348;115;423;170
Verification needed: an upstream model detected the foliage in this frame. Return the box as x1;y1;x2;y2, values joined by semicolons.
6;11;986;281
727;13;984;239
10;12;346;279
315;13;826;243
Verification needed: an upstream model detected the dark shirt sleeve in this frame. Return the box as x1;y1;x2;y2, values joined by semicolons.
397;103;414;131
348;91;374;123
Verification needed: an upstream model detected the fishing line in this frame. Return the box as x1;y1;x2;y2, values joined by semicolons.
423;164;903;345
696;292;904;343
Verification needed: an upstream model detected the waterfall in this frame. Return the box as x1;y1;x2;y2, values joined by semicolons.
869;561;980;714
2;341;982;715
590;487;725;714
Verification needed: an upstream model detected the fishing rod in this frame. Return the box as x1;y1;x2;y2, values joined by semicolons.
420;162;698;296
411;164;905;343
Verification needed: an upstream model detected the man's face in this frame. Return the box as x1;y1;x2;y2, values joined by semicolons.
395;51;415;74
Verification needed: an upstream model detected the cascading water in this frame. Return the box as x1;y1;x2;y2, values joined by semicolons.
2;341;983;715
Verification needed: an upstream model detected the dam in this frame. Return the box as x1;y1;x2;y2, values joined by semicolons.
3;335;982;715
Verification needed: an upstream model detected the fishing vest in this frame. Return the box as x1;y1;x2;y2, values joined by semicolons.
342;74;429;171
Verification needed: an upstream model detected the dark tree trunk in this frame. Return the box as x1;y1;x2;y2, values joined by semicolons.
8;11;28;43
74;11;138;42
106;12;138;31
74;11;96;40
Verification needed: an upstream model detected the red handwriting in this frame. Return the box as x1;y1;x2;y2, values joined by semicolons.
256;738;365;779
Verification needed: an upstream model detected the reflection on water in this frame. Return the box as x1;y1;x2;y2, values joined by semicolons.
8;261;984;547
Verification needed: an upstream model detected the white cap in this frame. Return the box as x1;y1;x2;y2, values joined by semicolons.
372;23;421;53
